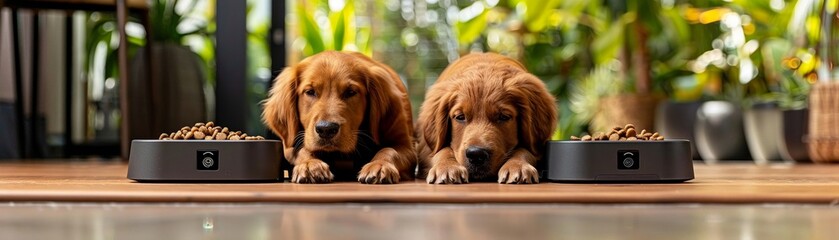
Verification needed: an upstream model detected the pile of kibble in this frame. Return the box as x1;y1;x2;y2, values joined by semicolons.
571;124;664;141
159;122;265;140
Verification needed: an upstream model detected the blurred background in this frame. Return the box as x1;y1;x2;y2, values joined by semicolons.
0;0;831;163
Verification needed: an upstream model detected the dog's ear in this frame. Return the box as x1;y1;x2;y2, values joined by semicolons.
507;73;558;157
365;66;404;145
262;65;302;150
418;82;454;153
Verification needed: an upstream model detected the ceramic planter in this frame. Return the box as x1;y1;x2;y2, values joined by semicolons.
695;101;751;162
129;44;209;139
743;103;783;164
779;108;810;162
655;100;702;159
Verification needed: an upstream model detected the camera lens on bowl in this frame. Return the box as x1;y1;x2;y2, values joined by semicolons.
197;150;219;170
622;158;634;168
617;150;639;169
202;157;214;168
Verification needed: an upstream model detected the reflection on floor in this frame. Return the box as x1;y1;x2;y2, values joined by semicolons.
0;203;836;239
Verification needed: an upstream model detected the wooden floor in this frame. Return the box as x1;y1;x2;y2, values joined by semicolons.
0;160;838;203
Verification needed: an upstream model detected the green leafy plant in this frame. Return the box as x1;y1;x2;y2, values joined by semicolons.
149;0;204;43
150;0;215;84
444;0;610;139
82;12;146;140
686;0;802;106
295;0;371;57
754;0;821;109
85;0;216;87
84;12;144;88
245;0;272;134
447;0;815;137
289;0;811;139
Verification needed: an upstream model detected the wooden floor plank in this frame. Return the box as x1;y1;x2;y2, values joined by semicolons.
0;161;838;203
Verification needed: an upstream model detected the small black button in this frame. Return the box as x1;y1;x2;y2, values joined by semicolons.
197;150;219;170
617;150;639;169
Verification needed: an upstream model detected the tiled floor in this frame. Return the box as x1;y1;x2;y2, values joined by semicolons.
0;203;836;240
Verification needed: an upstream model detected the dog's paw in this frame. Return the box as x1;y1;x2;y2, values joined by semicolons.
291;160;334;183
358;161;400;184
426;163;469;184
498;161;539;184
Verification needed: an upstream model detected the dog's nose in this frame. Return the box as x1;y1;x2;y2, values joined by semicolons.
465;146;491;165
315;121;340;139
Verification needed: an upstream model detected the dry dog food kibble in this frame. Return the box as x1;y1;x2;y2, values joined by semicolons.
158;122;266;140
571;124;665;141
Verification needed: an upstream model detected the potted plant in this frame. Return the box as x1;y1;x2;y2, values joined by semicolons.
128;0;215;139
808;0;839;163
84;0;214;140
741;0;820;163
588;1;666;133
693;2;798;163
771;0;820;163
571;0;702;139
771;71;811;163
695;81;752;162
691;16;754;162
741;39;792;164
754;40;813;163
655;74;705;160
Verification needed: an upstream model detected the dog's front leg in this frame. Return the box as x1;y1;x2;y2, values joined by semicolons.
498;148;540;184
290;148;334;183
358;146;414;184
425;147;469;184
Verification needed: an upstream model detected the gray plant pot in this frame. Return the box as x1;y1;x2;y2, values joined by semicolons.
655;100;702;160
129;44;209;139
695;101;751;162
743;103;783;164
779;108;810;162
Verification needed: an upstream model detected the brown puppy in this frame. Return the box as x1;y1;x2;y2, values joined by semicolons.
262;51;416;184
417;53;557;184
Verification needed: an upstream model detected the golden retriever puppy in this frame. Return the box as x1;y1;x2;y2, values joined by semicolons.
262;51;416;184
417;53;557;184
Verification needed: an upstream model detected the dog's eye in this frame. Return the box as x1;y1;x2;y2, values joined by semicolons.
498;114;512;122
454;114;466;123
304;89;317;97
343;89;357;98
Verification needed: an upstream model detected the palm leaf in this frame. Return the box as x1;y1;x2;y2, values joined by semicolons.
592;12;635;65
298;2;325;55
455;2;488;45
333;7;346;51
522;0;562;32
